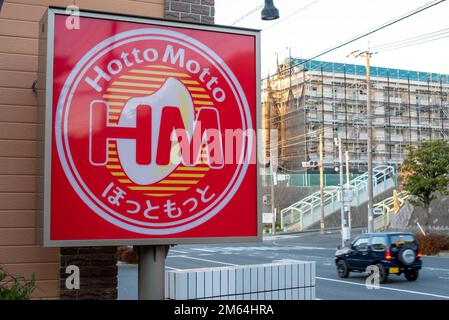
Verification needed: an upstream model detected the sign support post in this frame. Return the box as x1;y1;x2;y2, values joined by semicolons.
136;245;170;300
41;12;261;300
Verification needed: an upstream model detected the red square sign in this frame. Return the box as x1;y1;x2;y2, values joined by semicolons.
42;9;261;246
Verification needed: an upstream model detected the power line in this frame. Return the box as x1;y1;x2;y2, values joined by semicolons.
231;3;263;26
263;0;319;31
377;32;449;53
371;26;449;50
262;0;447;82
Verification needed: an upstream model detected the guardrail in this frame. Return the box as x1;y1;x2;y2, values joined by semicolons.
281;165;396;232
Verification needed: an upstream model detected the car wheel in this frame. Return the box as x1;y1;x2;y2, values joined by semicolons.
405;270;419;281
375;263;389;284
337;260;350;278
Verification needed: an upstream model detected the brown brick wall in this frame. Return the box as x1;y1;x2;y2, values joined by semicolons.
60;247;118;300
165;0;214;24
0;0;164;300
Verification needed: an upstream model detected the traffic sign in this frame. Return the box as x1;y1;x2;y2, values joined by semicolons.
302;160;319;168
263;212;274;224
373;207;384;215
276;174;288;181
338;189;354;203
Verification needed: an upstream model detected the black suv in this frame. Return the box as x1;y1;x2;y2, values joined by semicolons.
335;232;422;283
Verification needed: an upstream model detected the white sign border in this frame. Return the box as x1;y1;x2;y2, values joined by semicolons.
42;7;262;247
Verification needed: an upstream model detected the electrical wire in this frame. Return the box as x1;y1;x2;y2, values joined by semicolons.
230;3;263;26
378;33;449;53
262;0;319;31
371;26;449;50
262;0;447;82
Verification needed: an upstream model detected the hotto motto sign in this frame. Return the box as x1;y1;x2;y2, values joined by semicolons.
42;9;260;245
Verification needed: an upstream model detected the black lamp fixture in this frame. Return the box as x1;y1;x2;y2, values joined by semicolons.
261;0;280;20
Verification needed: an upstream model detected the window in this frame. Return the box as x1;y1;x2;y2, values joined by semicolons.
389;234;416;248
352;237;369;251
371;236;387;251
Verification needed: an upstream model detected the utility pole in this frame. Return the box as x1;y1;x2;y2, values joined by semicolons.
319;133;325;234
288;47;292;89
365;45;374;233
345;151;352;234
348;45;375;233
336;138;346;247
270;153;277;234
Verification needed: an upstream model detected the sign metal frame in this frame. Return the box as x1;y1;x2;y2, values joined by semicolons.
41;7;262;247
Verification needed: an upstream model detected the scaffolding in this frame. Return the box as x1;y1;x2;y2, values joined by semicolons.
262;58;449;173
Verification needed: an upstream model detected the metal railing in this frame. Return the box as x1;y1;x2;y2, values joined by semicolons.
373;191;410;231
281;165;396;232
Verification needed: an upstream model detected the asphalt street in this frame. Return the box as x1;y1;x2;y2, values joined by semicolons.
118;230;449;300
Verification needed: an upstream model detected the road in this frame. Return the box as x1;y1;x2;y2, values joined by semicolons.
118;230;449;300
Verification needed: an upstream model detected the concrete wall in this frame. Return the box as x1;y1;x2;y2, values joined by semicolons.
262;185;319;213
408;193;449;228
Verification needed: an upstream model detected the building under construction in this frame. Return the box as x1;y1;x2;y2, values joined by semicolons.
262;58;449;173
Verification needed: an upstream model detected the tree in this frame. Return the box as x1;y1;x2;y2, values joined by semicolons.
399;140;449;226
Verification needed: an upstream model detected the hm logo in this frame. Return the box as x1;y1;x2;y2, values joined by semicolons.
89;78;224;185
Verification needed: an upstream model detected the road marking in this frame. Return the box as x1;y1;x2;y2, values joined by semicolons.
316;277;449;299
169;255;238;266
423;255;449;259
169;249;188;254
423;266;449;272
165;266;180;271
193;245;330;252
191;248;217;253
264;235;302;241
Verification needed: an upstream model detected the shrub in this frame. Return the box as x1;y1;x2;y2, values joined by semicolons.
441;235;449;251
0;267;36;300
415;233;449;255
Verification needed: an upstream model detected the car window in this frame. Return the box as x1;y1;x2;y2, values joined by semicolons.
352;237;369;251
389;234;417;248
371;236;387;251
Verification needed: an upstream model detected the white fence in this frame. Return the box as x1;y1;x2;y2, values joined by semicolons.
165;260;316;300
